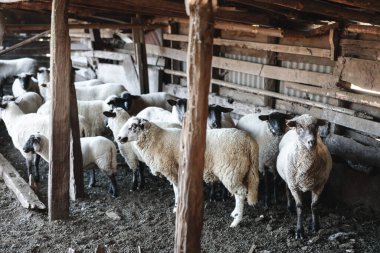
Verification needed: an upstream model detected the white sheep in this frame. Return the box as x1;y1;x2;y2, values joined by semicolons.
12;73;40;97
106;92;176;115
207;104;235;129
2;92;43;114
37;99;110;136
23;133;119;197
0;58;37;96
276;114;332;239
237;110;293;207
0;100;89;181
74;79;104;87
117;117;260;227
136;106;182;126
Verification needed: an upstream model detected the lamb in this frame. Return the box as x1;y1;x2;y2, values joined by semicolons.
276;114;332;239
12;73;40;97
2;92;43;114
237;110;293;207
37;99;110;136
0;99;89;181
136;106;182;126
0;58;37;96
117;117;260;227
207;104;235;129
106;92;176;115
23;133;118;197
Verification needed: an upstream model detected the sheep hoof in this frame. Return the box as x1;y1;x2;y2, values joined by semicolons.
295;229;304;240
230;218;241;228
311;223;319;233
88;182;95;188
172;206;177;213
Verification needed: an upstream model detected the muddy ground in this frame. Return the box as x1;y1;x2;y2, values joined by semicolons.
1;114;380;253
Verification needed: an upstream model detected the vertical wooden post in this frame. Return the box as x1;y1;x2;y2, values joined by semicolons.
175;0;216;252
90;29;104;50
263;37;279;108
0;12;5;49
48;0;71;221
69;66;84;200
132;15;149;94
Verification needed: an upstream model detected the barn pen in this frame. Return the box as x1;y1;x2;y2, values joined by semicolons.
0;0;380;252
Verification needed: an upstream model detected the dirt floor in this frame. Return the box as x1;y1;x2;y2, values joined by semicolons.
1;115;380;253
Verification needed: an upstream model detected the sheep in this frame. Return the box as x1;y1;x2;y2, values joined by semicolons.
12;73;40;97
74;79;104;87
237;110;293;208
37;99;110;136
23;133;118;197
117;117;260;227
207;104;235;129
2;92;43;114
36;67;50;101
0;99;89;181
276;114;332;239
106;92;176;115
0;58;37;96
136;106;182;126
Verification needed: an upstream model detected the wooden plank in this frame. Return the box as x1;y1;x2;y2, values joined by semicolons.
49;0;71;221
340;39;380;50
346;24;380;36
147;45;338;87
0;30;50;56
163;33;331;58
263;37;278;107
327;0;380;13
337;57;380;92
175;0;216;252
0;153;46;210
275;100;380;137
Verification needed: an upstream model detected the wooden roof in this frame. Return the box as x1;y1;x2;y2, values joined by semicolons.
0;0;380;36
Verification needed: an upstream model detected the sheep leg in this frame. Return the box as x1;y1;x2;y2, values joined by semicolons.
311;190;321;233
137;162;145;189
130;170;138;192
272;171;278;205
263;169;269;209
230;194;245;227
33;154;41;182
291;189;304;240
286;184;293;214
25;157;33;179
222;185;229;201
172;183;178;213
209;182;217;202
88;168;96;187
108;174;118;197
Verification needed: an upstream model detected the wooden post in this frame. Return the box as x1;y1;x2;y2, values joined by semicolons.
132;15;149;94
69;67;84;200
0;12;5;49
90;29;104;50
263;37;279;108
48;0;71;221
175;0;216;252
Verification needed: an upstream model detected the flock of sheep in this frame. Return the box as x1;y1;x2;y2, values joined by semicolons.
0;57;332;239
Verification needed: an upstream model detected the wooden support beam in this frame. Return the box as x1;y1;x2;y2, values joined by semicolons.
263;37;279;108
326;0;380;13
175;0;216;252
0;154;46;210
48;0;71;221
0;12;4;48
69;67;84;200
5;23;164;32
345;24;380;36
132;15;149;94
329;28;340;61
305;23;339;37
0;30;49;56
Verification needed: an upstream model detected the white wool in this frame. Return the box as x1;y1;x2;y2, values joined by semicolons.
124;92;176;115
74;79;103;87
12;73;40;97
75;83;126;101
3;92;43;114
0;58;37;83
136;106;181;125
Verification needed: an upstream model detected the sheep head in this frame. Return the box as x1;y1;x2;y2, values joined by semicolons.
207;104;233;129
117;117;149;144
286;114;326;150
258;112;294;136
168;98;187;123
23;133;43;153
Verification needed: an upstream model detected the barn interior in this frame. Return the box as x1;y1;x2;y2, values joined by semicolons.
0;0;380;252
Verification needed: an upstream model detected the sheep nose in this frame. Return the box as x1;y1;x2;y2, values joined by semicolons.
308;139;316;146
117;136;121;141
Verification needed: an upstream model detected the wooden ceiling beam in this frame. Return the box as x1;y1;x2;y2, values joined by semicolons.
325;0;380;13
246;0;380;25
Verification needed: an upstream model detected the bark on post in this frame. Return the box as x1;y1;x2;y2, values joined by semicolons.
175;0;216;252
69;67;84;200
48;0;71;221
263;37;279;108
132;15;149;94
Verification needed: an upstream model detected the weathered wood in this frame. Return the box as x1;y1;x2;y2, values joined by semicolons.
335;57;380;93
346;24;380;35
0;12;4;48
0;30;50;56
175;0;216;252
0;153;46;210
163;33;331;58
306;23;339;37
149;45;338;87
329;28;339;61
275;100;380;137
48;0;71;221
327;0;380;13
69;67;84;201
325;134;380;173
132;15;149;94
214;20;284;37
263;37;278;107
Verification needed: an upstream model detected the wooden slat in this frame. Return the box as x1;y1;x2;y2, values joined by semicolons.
346;24;380;35
48;0;71;221
0;154;46;210
326;0;380;13
0;30;50;56
163;33;331;58
147;45;338;87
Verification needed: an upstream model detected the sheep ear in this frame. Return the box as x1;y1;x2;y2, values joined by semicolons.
13;75;19;79
14;96;23;104
72;67;80;71
139;119;150;129
130;95;141;99
316;119;326;126
286;119;297;128
41;83;47;87
258;115;269;121
31;77;38;83
167;99;178;106
103;111;116;118
0;102;8;109
219;106;233;113
37;69;43;73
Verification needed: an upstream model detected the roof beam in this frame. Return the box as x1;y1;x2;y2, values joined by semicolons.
325;0;380;13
